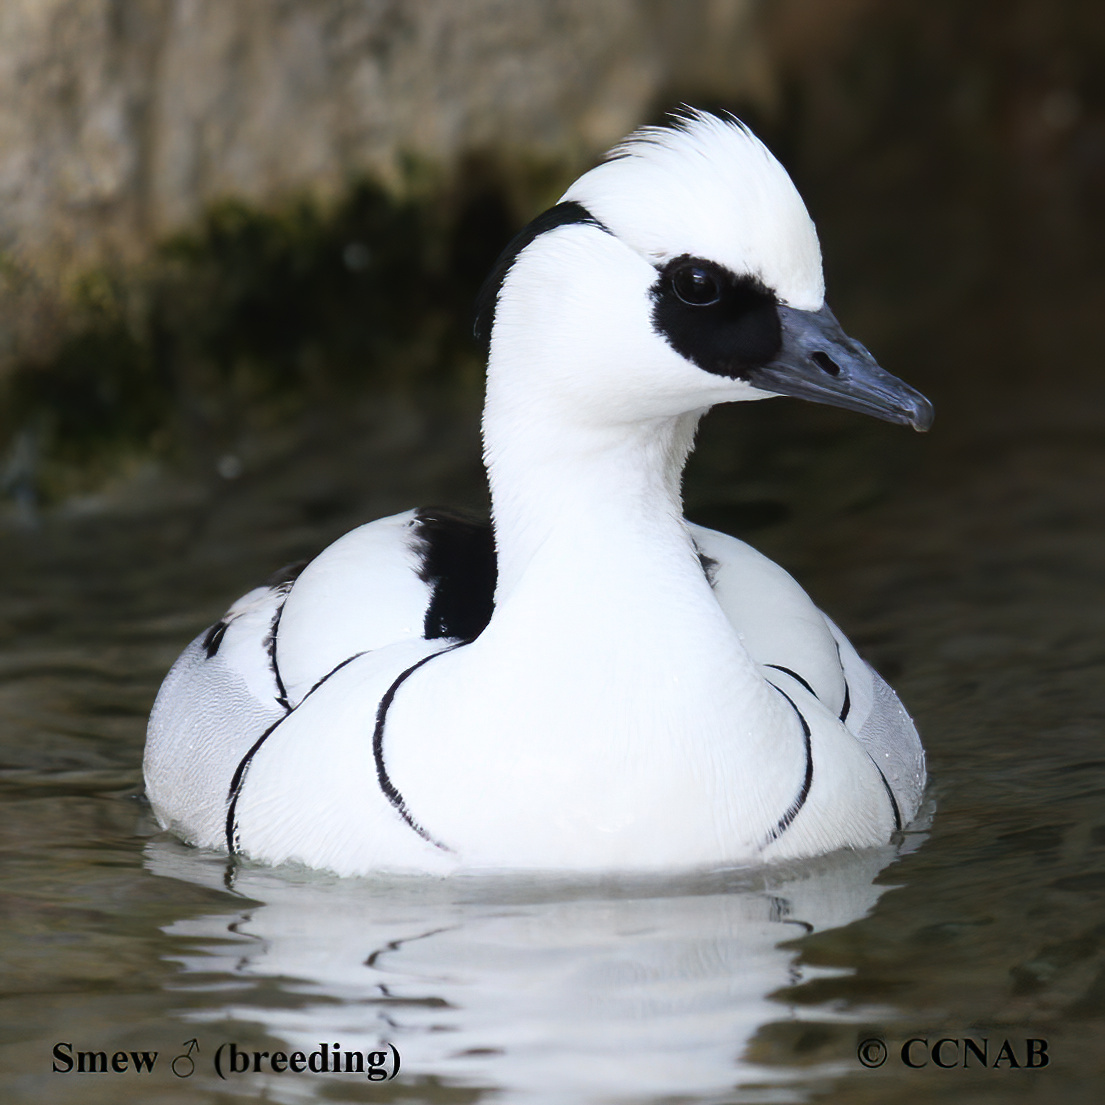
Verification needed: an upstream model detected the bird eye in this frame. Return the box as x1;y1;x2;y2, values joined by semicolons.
671;265;722;306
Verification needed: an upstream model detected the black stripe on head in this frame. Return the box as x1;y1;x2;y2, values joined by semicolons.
651;255;781;379
413;508;497;641
473;201;609;349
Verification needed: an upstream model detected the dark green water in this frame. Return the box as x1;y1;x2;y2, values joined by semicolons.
2;311;1103;1104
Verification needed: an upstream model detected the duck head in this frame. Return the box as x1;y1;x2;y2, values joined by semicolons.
475;111;932;434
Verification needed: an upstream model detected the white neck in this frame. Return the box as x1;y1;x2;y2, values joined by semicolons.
483;394;700;602
476;332;791;766
478;221;748;605
472;223;790;743
387;228;809;864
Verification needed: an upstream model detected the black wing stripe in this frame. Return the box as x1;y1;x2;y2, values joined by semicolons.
764;682;814;843
868;754;903;831
264;597;292;711
765;663;817;698
829;638;852;723
839;678;852;723
373;644;464;852
225;650;367;855
225;715;285;855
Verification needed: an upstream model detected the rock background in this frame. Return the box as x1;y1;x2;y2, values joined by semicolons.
4;0;1102;370
0;0;780;368
0;0;1102;505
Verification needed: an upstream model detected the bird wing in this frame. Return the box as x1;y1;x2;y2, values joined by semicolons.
145;581;292;849
144;508;499;850
687;521;924;825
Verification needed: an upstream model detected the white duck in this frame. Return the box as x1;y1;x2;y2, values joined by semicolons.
145;111;931;876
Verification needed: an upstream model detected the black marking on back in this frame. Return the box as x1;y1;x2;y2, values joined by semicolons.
651;255;781;380
414;508;497;641
763;682;814;843
765;663;817;699
694;545;719;588
264;560;310;589
373;645;464;852
203;621;228;659
473;201;609;349
224;651;366;855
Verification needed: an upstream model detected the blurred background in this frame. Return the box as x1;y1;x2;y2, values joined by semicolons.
1;3;1104;1104
1;0;1101;514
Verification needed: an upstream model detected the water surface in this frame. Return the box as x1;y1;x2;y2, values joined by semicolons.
2;306;1103;1104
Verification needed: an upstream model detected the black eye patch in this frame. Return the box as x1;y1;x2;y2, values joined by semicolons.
651;256;781;379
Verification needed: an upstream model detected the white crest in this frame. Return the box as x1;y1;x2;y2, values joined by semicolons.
562;110;825;310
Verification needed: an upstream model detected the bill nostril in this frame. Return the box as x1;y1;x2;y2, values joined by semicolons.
811;351;840;377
